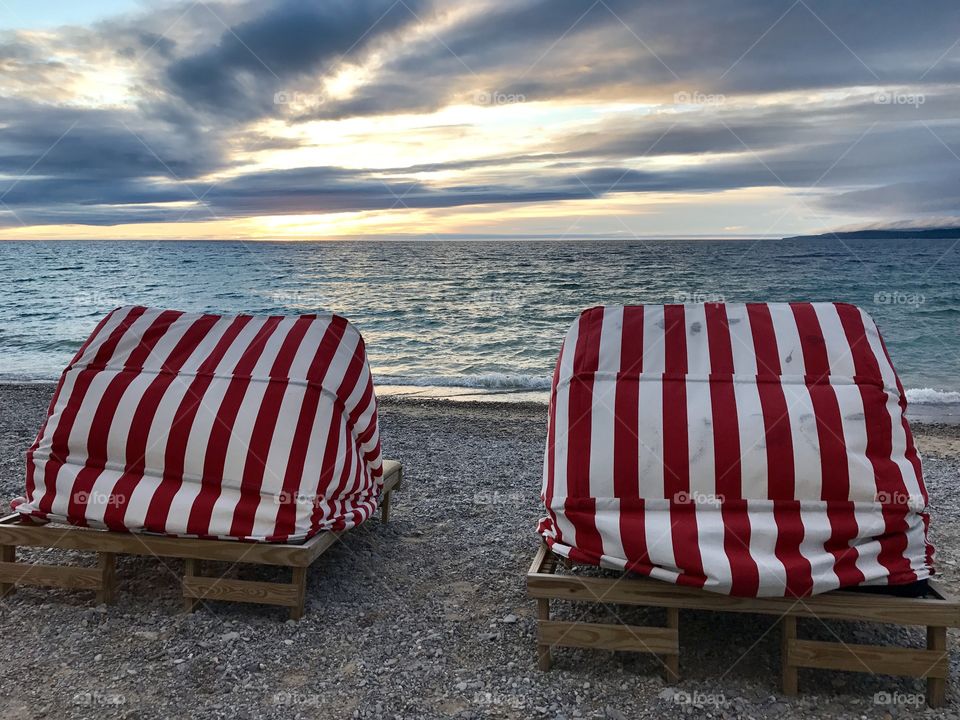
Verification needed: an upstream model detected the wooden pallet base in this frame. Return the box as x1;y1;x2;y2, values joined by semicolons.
528;543;959;708
0;462;400;620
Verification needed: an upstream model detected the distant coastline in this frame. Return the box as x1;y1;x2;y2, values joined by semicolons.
785;227;960;241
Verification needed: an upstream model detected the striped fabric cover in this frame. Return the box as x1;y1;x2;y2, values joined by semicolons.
538;303;934;597
13;306;384;543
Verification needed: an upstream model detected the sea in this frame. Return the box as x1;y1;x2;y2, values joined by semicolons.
1;238;958;420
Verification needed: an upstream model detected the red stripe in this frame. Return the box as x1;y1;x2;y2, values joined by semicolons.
746;304;794;500
662;305;689;501
746;304;812;596
705;304;759;596
142;315;252;532
187;316;283;536
662;305;705;587
272;317;348;539
229;316;313;538
614;307;647;566
101;313;219;530
38;306;148;516
835;303;915;583
565;308;604;561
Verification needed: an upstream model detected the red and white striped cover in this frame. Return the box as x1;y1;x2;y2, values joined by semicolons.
538;303;934;597
13;306;384;543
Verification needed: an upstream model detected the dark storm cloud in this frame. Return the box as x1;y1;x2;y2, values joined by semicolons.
2;0;960;228
163;0;424;121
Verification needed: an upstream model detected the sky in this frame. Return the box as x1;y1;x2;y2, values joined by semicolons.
0;0;958;240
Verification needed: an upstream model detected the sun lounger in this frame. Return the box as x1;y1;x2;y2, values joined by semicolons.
527;303;959;706
0;305;400;619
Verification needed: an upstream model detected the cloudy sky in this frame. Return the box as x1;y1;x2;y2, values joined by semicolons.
0;0;958;240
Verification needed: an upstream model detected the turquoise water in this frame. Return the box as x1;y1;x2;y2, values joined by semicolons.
1;238;958;409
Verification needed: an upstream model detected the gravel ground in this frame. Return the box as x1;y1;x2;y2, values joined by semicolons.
0;383;959;719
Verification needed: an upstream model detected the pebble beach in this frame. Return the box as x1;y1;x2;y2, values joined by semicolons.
1;383;959;719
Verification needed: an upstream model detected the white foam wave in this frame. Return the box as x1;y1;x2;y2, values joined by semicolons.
375;373;552;390
906;387;960;405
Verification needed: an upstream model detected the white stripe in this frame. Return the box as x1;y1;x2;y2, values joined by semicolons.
798;504;841;592
550;319;580;547
637;306;664;498
745;502;788;594
695;506;733;593
590;306;621;521
725;304;759;376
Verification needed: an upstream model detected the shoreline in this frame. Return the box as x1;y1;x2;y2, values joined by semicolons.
8;380;960;424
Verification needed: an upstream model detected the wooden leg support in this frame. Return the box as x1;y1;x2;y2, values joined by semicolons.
183;558;201;613
381;490;392;524
927;625;947;708
96;552;116;605
781;616;798;696
664;607;680;683
289;567;307;621
537;598;553;670
0;545;14;598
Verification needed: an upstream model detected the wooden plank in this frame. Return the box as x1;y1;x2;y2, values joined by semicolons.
0;561;102;590
787;639;948;678
665;608;680;682
0;523;313;565
289;567;307;621
528;543;550;576
183;558;200;613
782;616;798;695
538;620;678;655
537;599;552;670
183;575;301;608
0;545;14;597
527;573;960;627
927;626;948;708
96;552;116;605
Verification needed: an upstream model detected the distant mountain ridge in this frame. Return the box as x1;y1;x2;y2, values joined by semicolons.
785;227;960;241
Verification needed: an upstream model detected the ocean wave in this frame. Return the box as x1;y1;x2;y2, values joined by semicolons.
375;373;552;390
906;387;960;405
